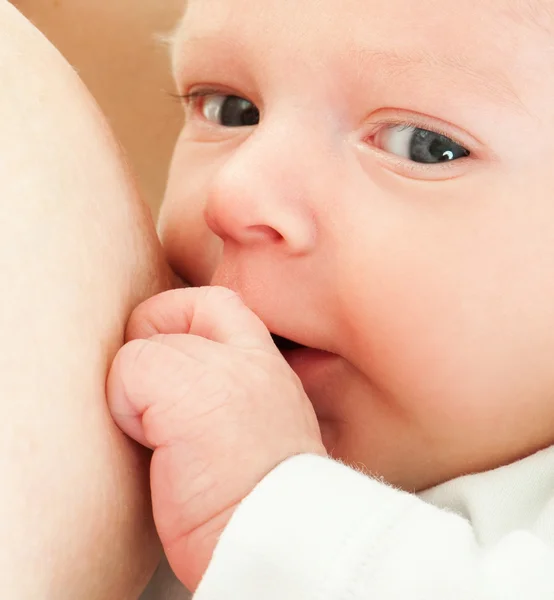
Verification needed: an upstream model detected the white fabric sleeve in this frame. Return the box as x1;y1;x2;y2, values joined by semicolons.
193;454;554;600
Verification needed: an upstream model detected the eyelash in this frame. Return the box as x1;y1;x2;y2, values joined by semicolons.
367;119;468;151
170;88;475;168
171;88;228;108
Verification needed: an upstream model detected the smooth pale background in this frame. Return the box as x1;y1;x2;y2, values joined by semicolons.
13;0;185;216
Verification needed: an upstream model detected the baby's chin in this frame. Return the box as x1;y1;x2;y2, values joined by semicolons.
274;332;539;491
311;405;459;492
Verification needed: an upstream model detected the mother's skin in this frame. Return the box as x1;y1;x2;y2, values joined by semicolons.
12;0;184;214
0;3;173;597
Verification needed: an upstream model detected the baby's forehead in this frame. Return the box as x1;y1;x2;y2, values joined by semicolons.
173;0;554;108
506;0;554;33
179;0;553;24
176;0;554;49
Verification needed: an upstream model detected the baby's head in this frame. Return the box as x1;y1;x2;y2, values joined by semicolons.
159;0;554;491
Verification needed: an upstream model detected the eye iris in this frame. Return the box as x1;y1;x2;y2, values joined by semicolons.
410;129;469;163
220;96;260;127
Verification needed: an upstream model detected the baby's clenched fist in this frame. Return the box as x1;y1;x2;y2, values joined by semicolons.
106;286;326;592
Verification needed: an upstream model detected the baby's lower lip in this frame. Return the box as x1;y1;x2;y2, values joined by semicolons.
281;347;342;424
271;334;338;381
280;346;337;376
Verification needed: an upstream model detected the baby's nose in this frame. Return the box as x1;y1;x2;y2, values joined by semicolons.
204;129;318;255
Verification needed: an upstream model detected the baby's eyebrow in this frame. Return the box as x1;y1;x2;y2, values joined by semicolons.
347;46;525;113
169;33;526;114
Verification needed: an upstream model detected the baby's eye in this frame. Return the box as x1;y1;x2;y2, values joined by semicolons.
376;125;470;164
199;94;260;127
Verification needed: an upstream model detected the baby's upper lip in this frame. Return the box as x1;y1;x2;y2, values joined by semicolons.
210;277;333;354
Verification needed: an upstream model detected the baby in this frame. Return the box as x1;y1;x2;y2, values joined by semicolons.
109;0;554;597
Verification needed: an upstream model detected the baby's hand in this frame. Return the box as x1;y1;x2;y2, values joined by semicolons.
107;287;326;592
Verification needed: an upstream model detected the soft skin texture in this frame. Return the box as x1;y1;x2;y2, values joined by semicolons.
159;0;554;492
0;3;173;597
108;287;326;591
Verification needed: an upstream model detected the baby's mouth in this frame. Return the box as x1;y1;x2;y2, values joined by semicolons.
271;333;306;353
270;332;338;396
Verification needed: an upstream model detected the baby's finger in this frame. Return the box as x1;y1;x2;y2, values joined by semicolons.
126;286;278;355
107;337;205;449
146;333;230;362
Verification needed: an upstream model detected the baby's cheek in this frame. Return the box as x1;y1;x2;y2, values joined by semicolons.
345;286;449;402
160;134;228;287
158;198;219;287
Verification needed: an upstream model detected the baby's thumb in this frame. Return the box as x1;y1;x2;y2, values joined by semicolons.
126;286;278;355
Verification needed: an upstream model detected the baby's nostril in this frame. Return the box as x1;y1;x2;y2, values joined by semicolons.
246;225;283;242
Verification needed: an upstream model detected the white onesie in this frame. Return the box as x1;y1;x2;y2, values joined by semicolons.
142;445;554;599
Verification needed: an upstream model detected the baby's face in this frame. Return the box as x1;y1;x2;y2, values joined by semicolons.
161;0;554;490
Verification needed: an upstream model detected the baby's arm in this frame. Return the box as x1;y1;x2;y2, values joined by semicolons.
196;454;554;599
108;287;554;599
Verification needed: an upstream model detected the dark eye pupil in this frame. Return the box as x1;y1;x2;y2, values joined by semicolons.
220;96;260;127
410;129;469;164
